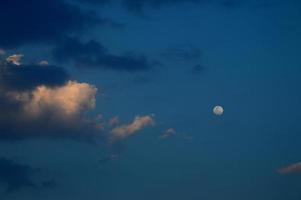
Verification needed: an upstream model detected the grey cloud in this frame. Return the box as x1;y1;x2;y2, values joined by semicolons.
52;37;154;72
0;157;54;193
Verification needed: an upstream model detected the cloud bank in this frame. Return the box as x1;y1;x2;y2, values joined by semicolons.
0;0;107;48
0;55;100;140
0;54;157;141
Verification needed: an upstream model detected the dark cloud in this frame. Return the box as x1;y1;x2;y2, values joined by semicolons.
73;0;110;5
0;157;38;192
0;111;101;141
0;0;107;48
191;64;204;73
52;37;153;72
121;0;202;14
120;0;268;14
0;62;70;91
0;88;101;141
0;56;102;141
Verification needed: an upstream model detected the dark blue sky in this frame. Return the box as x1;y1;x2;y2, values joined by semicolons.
0;0;301;199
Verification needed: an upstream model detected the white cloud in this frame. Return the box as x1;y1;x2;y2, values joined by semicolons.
11;81;97;118
111;115;155;140
6;54;23;65
39;60;49;65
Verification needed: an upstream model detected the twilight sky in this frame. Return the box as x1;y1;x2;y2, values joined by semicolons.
1;0;301;199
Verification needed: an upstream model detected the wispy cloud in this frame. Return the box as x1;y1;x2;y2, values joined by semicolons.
108;116;120;127
277;161;301;175
111;115;155;140
38;60;49;66
160;128;176;139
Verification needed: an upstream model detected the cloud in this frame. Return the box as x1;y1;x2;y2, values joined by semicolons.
159;128;193;141
6;54;23;66
0;0;109;48
0;157;57;193
0;60;70;91
52;37;154;72
0;49;5;56
108;116;120;127
0;81;99;140
111;115;155;140
0;54;159;142
277;162;301;175
39;60;49;66
0;55;101;141
0;157;38;192
120;0;257;15
121;0;202;14
13;81;97;118
72;0;110;5
160;128;176;139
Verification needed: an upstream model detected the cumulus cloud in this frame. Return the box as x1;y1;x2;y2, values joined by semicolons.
0;55;101;140
277;161;301;175
12;81;97;118
6;54;23;66
111;115;155;140
0;54;159;142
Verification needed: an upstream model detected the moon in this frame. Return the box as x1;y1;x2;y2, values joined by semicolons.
213;105;224;116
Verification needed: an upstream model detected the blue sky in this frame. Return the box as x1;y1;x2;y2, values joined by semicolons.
0;0;301;199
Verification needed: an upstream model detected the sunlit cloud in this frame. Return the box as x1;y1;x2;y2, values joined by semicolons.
111;115;155;140
108;116;120;127
0;53;161;143
39;60;49;65
277;161;301;175
10;81;97;118
6;54;24;66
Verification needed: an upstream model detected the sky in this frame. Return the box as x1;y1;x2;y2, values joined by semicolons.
0;0;301;199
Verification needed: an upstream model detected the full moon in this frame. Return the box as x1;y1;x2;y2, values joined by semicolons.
213;105;224;116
